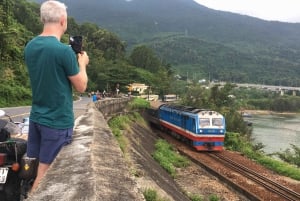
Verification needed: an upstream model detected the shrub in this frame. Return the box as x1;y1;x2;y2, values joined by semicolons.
152;139;189;178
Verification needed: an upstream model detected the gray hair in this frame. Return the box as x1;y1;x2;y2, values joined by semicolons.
40;1;67;24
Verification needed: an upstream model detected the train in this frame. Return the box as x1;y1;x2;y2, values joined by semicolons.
162;94;178;102
146;104;226;151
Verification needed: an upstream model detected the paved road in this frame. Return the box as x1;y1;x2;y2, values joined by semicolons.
0;96;92;122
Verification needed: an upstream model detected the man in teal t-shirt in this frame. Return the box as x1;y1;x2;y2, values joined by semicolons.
26;36;78;128
24;1;89;193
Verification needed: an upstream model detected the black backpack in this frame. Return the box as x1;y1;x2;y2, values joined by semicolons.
0;119;10;142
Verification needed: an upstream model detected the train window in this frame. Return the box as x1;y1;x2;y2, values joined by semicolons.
212;118;222;126
199;118;210;127
192;119;196;131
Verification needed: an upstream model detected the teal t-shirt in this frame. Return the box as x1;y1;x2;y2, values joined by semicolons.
24;36;79;129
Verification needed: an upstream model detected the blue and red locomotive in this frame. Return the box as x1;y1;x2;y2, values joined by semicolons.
148;104;226;151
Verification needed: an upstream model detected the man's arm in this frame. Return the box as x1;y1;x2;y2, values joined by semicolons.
69;51;89;93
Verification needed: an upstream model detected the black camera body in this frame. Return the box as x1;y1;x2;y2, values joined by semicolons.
69;36;83;54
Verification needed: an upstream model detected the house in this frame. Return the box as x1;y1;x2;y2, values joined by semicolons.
127;83;149;94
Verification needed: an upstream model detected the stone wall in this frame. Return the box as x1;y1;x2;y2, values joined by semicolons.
27;98;144;201
94;97;131;118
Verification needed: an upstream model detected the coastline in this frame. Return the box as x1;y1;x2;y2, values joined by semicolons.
241;109;297;115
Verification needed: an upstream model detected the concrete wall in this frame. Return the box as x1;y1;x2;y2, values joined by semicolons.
94;97;131;118
28;98;144;201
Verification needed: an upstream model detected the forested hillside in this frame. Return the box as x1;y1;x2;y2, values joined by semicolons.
33;0;300;86
3;0;300;108
0;0;173;107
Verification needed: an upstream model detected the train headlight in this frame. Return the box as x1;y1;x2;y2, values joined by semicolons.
199;130;203;133
220;130;223;133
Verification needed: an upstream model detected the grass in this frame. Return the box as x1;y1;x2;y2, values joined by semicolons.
108;115;131;153
127;97;150;110
143;188;170;201
208;195;220;201
187;193;203;201
253;154;300;180
225;132;300;180
152;139;190;178
108;98;149;152
153;139;221;201
186;192;220;201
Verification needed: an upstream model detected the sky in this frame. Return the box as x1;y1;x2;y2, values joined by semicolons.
193;0;300;23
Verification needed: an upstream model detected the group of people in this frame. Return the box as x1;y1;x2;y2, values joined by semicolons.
89;90;107;101
88;84;121;101
24;0;89;193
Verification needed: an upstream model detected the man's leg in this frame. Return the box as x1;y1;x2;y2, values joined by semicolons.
30;127;73;192
31;162;50;192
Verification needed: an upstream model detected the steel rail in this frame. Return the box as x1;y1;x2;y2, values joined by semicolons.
211;153;300;201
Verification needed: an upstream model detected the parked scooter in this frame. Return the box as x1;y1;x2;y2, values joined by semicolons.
19;153;38;200
0;110;37;201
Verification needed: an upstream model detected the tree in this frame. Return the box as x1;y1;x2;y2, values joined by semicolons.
129;45;161;73
210;83;235;109
179;84;210;108
88;29;125;60
179;82;249;134
13;0;41;34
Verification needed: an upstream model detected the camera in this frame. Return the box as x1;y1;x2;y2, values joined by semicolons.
69;35;83;54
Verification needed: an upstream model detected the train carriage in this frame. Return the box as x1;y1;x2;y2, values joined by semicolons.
158;104;226;151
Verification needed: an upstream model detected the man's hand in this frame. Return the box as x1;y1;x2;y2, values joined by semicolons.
77;51;89;68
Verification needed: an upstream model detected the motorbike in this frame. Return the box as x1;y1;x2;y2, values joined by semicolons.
0;110;37;201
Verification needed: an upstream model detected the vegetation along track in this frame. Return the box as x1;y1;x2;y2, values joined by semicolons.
157;129;300;201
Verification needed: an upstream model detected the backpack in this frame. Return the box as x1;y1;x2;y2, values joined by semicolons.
0;119;10;142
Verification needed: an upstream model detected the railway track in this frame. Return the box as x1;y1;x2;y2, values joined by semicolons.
155;128;300;201
210;153;300;201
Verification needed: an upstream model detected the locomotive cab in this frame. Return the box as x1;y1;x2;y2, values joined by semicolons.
158;104;226;151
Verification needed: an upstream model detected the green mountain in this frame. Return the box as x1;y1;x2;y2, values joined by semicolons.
34;0;300;86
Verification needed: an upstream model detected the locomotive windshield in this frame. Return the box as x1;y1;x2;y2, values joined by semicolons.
199;118;210;127
199;117;223;127
212;118;223;126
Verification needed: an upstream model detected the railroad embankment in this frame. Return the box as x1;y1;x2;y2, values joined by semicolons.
27;98;144;201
